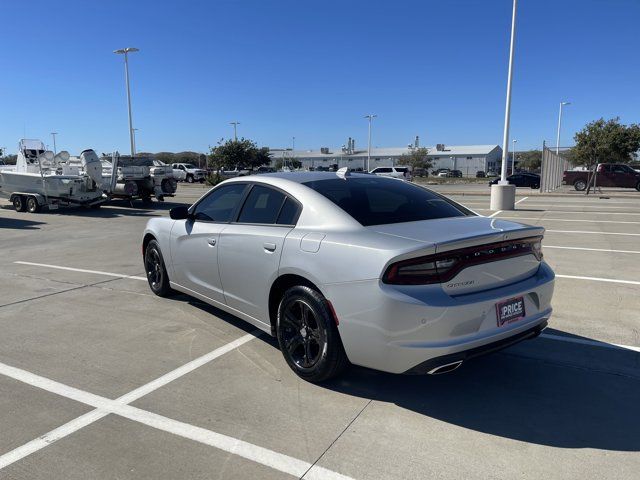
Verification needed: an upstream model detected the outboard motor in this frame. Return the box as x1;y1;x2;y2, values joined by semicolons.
80;149;104;189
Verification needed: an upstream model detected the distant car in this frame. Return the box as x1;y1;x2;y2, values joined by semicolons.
448;170;463;178
476;171;486;178
172;163;207;183
436;169;450;178
370;166;412;181
486;171;499;178
562;163;640;191
490;173;541;189
255;166;276;174
413;168;428;178
142;172;554;381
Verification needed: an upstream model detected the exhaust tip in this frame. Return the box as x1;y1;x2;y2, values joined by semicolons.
427;360;463;375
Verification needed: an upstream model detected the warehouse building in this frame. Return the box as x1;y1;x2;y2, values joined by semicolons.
269;143;502;175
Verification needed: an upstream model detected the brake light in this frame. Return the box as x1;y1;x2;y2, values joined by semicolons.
383;237;543;285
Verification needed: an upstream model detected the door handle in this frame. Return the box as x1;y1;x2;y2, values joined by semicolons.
263;242;277;252
207;237;217;246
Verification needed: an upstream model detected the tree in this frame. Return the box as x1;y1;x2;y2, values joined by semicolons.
571;117;640;168
155;152;176;164
208;138;271;172
2;154;17;165
514;150;542;171
397;147;432;171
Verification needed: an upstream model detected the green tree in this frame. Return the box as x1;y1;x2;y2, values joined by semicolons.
515;150;542;171
571;117;640;168
154;152;176;164
397;147;432;172
209;138;271;172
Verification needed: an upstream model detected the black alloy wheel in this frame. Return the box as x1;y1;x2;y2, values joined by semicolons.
277;286;348;382
574;179;587;191
144;240;173;297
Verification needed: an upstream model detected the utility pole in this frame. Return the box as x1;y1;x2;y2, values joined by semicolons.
556;101;571;154
114;47;140;157
50;132;58;155
364;114;377;172
230;121;240;141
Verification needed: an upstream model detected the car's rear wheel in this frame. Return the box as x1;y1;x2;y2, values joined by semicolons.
12;195;26;212
26;196;40;213
574;179;587;191
276;286;348;382
186;175;194;183
144;239;174;297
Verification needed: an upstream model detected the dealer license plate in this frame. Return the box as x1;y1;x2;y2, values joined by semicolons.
496;296;525;327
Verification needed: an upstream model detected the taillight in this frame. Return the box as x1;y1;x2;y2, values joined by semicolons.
383;236;543;285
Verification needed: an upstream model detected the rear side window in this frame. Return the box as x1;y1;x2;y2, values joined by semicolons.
276;197;301;225
193;183;246;222
238;185;286;224
303;177;471;226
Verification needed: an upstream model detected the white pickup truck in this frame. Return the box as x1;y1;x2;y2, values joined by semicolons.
171;163;207;183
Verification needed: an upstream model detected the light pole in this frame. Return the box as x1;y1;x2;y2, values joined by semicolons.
364;114;377;172
490;0;518;211
512;139;517;174
50;132;58;155
230;121;240;141
132;128;139;156
556;101;571;154
114;47;139;157
292;136;295;152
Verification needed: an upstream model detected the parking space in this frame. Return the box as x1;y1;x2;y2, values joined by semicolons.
1;185;639;479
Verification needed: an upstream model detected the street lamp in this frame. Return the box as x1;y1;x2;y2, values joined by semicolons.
364;114;377;172
292;136;295;152
230;121;240;141
490;0;518;211
50;132;58;155
114;47;139;157
512;139;517;174
556;101;571;154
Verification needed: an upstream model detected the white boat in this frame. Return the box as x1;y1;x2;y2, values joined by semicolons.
0;139;109;212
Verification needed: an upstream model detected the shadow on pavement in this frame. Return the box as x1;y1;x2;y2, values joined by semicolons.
0;217;46;229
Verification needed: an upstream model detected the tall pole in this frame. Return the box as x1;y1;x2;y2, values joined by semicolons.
132;128;139;156
230;121;240;141
364;114;377;172
556;101;570;154
292;136;295;152
499;0;517;184
114;48;139;158
512;139;517;174
50;132;58;155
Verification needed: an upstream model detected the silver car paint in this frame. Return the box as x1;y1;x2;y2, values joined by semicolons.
143;173;554;373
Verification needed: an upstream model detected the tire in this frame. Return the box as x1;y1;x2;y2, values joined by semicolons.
186;175;194;183
636;182;640;192
276;286;348;382
144;239;174;297
12;195;26;212
574;179;587;191
26;196;40;213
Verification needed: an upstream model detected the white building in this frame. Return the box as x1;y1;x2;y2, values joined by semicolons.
269;144;502;176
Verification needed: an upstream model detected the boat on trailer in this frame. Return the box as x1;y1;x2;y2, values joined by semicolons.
0;139;113;212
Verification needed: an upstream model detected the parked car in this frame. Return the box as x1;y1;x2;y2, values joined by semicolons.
476;171;486;178
448;170;463;178
436;169;450;177
413;168;428;178
370;166;412;181
172;163;207;183
563;163;640;191
486;171;498;178
142;172;554;382
255;166;276;174
490;172;540;189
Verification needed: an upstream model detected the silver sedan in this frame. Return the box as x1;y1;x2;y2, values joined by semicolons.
142;172;554;382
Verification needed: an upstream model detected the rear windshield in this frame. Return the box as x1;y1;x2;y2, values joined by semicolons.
302;177;472;226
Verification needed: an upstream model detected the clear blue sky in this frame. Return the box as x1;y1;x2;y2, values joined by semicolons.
1;0;638;156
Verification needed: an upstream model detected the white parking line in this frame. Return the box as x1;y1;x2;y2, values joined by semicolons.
545;245;640;254
555;274;640;286
0;359;352;479
461;203;640;210
514;196;528;205
487;210;502;218
545;229;640;236
541;334;640;353
497;216;640;225
14;261;146;281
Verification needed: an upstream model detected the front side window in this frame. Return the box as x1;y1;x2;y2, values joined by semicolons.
192;183;246;222
303;177;471;226
238;185;287;224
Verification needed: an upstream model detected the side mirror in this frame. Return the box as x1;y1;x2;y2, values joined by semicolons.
170;206;191;220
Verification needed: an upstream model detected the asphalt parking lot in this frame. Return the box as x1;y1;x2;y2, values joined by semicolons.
1;183;639;479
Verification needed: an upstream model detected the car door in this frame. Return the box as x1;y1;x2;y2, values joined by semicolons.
217;184;301;325
596;165;614;186
612;165;634;187
169;183;248;304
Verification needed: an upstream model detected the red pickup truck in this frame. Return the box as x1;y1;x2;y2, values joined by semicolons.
563;163;640;191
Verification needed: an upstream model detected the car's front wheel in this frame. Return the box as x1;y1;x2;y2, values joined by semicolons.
276;286;348;382
574;179;587;191
144;239;174;297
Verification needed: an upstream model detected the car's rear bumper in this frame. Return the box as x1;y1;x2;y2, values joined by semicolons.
323;261;554;374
